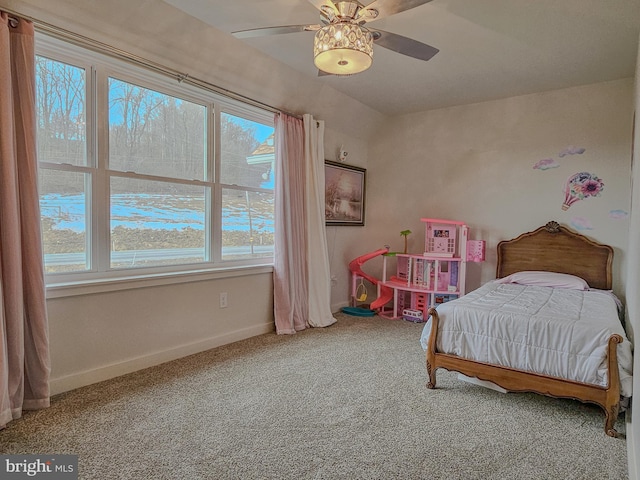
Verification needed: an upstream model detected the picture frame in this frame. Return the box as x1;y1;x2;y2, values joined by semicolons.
324;161;366;226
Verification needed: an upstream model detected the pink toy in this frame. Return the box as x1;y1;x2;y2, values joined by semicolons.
347;246;397;313
376;218;484;320
370;285;394;310
347;219;484;320
466;240;486;262
348;246;388;306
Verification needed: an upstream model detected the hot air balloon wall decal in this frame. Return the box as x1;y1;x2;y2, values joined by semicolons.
561;172;604;210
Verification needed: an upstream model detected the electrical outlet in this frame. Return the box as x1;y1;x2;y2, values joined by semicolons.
219;292;228;308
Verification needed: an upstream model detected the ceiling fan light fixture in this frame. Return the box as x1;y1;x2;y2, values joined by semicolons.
313;23;373;75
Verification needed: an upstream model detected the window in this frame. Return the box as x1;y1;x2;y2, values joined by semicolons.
36;36;275;282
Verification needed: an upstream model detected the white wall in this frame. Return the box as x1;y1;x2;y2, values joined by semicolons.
0;0;383;393
47;272;274;395
322;129;372;312
353;79;634;305
625;33;640;480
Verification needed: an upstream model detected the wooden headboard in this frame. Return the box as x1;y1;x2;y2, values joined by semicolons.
496;221;613;290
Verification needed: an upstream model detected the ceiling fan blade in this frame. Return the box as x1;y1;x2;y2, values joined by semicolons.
357;0;433;23
232;24;321;39
372;30;439;61
307;0;339;19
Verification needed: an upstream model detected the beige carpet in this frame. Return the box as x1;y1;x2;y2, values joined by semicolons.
0;313;628;479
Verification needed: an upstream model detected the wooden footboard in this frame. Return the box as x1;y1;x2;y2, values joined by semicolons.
426;307;624;437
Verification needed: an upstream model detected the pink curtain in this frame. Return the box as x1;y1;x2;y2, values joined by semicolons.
0;12;50;428
302;115;336;329
273;113;308;334
273;113;336;334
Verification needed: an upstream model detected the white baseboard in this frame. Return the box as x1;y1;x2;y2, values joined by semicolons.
628;410;637;480
50;322;274;396
332;301;350;313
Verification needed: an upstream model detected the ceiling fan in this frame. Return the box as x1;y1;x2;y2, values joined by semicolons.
232;0;439;76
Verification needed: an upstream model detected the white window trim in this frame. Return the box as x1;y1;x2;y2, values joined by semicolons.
36;33;275;290
45;264;274;299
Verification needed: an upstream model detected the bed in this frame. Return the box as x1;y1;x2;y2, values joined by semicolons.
420;221;633;437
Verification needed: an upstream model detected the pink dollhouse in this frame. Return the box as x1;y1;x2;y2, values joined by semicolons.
377;218;484;321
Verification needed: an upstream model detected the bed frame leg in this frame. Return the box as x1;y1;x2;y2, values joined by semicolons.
426;359;437;389
605;404;621;438
604;334;623;438
426;307;439;389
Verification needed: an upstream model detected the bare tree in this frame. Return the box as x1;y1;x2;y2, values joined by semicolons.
36;56;85;166
109;79;163;175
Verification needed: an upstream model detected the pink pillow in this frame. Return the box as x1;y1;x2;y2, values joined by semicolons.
495;271;589;290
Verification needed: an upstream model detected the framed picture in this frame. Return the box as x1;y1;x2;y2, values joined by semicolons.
324;161;366;226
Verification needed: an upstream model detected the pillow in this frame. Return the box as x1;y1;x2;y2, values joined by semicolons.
495;271;590;290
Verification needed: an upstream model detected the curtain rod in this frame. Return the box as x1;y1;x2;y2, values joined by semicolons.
3;7;298;118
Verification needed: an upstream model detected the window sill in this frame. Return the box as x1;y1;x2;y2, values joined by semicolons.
45;264;274;299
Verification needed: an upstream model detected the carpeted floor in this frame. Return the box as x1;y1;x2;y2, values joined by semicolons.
0;313;628;479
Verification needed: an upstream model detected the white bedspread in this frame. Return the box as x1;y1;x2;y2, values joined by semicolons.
419;282;633;397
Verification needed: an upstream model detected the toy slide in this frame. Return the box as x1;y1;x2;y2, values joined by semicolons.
370;285;393;310
348;247;394;311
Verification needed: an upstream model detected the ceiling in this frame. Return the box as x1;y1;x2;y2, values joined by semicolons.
162;0;640;116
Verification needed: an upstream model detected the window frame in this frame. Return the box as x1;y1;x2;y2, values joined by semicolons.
36;34;275;291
